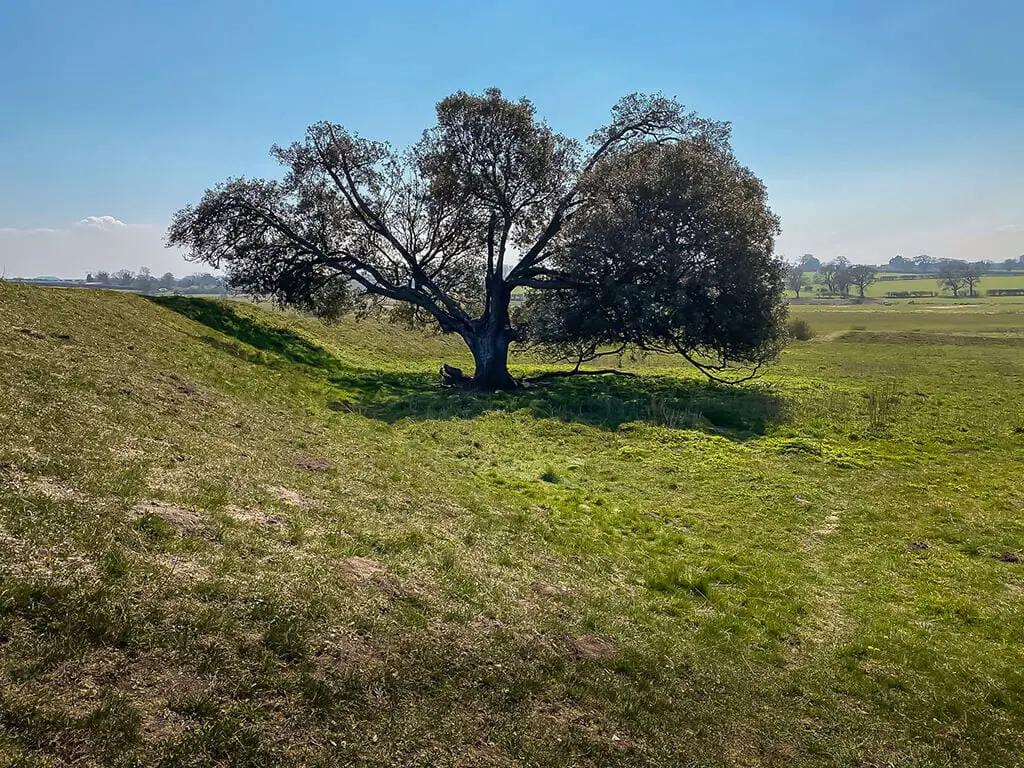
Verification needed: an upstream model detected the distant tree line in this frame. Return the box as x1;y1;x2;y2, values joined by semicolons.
884;254;1024;274
784;252;1024;299
792;253;1023;277
785;256;876;298
85;268;226;294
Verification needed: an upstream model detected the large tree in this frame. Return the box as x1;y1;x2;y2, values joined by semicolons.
168;89;785;389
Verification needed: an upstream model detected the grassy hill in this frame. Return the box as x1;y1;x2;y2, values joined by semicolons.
2;283;1023;767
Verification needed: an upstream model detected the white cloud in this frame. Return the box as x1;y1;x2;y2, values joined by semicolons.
0;218;192;278
996;224;1024;233
75;215;128;230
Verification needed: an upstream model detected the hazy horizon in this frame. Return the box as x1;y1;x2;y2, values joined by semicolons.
2;1;1022;278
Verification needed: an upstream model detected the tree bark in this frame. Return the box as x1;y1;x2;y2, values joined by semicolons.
460;280;517;390
465;327;516;389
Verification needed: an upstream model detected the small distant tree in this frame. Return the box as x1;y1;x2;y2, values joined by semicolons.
1004;258;1019;272
962;264;983;298
95;270;110;284
785;263;811;297
937;262;967;297
847;264;876;298
912;255;938;273
113;269;135;287
817;257;851;296
887;254;909;271
158;272;176;290
134;267;155;292
799;253;822;272
85;272;94;282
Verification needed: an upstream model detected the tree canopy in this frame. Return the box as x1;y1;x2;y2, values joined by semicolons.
847;264;877;298
168;89;786;389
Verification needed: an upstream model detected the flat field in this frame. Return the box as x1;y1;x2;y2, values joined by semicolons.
789;272;1024;299
1;284;1022;767
867;274;1024;298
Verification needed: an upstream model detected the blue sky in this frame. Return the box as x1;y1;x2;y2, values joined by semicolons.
1;0;1022;276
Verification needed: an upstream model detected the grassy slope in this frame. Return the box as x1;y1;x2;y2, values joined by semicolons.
1;284;1023;767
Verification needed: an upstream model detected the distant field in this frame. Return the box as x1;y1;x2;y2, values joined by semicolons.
867;274;1024;298
789;273;1024;299
2;284;1023;767
789;299;1024;334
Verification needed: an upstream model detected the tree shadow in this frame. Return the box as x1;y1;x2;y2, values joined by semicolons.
151;296;785;439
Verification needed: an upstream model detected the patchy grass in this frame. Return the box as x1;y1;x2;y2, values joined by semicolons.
1;283;1023;766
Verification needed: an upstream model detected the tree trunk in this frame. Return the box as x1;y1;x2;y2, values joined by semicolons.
465;327;516;390
459;280;516;390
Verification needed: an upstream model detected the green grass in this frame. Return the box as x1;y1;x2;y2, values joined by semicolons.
1;284;1023;766
866;274;1024;298
789;272;1024;300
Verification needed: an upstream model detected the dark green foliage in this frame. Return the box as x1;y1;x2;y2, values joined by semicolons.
517;140;787;382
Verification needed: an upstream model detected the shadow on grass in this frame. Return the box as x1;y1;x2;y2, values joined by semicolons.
151;296;785;438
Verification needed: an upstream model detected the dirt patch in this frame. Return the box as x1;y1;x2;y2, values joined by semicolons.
460;743;524;766
907;541;930;551
29;649;208;742
814;330;850;343
268;485;312;506
532;701;631;750
295;456;335;472
311;631;383;676
227;504;291;530
26;478;82;502
153;553;208;582
165;373;200;396
342;556;388;582
809;510;840;539
568;634;616;660
531;581;572;598
2;468;83;503
134;500;206;534
998;551;1021;564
